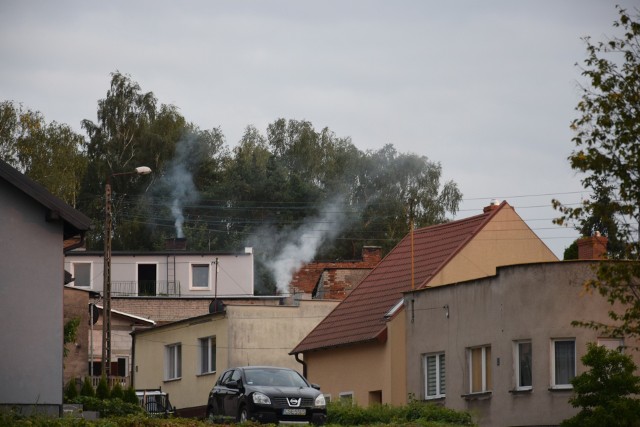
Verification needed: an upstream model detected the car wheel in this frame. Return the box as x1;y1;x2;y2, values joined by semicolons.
238;405;249;423
205;406;215;423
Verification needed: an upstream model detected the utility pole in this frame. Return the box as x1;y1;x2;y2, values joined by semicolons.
102;178;112;378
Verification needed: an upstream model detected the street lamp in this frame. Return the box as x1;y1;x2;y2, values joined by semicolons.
102;166;151;378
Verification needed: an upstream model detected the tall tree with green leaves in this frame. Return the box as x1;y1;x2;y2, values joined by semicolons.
554;6;640;338
0;101;87;206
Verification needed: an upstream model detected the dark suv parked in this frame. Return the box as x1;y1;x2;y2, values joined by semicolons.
206;366;327;425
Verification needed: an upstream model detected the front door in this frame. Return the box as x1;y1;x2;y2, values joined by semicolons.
138;264;157;296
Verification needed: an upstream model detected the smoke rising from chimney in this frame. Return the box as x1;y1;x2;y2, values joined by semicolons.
247;197;350;294
161;135;200;238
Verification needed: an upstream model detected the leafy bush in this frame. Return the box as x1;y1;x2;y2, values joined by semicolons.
327;399;474;426
123;385;139;405
70;396;144;418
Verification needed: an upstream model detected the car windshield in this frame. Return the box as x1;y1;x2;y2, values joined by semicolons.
244;368;309;388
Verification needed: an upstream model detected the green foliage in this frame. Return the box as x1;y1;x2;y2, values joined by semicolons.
561;342;640;426
80;377;95;398
63;378;78;402
554;6;640;339
0;100;87;206
110;382;124;400
70;395;145;418
63;317;80;358
327;399;474;426
95;376;110;400
123;385;139;405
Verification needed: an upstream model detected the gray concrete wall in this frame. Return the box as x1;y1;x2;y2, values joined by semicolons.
405;261;640;427
0;182;64;412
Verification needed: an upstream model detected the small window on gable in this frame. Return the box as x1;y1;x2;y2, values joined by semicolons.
598;337;624;353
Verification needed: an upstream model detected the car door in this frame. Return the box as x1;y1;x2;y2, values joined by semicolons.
223;368;243;416
211;369;232;416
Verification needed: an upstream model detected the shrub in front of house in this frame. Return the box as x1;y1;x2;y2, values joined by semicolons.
80;377;95;397
327;399;474;426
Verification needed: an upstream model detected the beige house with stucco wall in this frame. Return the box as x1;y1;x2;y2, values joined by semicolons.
291;201;558;406
132;299;339;416
404;260;640;427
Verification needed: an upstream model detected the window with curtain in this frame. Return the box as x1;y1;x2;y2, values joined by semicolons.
424;352;445;399
469;345;491;393
165;343;182;380
552;339;575;388
191;264;210;288
516;341;532;389
199;336;217;374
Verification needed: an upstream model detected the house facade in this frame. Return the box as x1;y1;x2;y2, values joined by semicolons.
132;300;339;416
404;260;639;426
65;248;255;299
291;201;558;406
0;161;91;415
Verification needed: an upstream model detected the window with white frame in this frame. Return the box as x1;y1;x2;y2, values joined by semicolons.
165;343;182;380
598;337;624;352
199;336;216;374
423;352;445;399
514;340;532;390
468;345;492;393
339;392;353;404
551;339;575;388
72;262;92;287
191;264;210;289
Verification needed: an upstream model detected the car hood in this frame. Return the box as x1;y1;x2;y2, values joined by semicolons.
247;385;320;398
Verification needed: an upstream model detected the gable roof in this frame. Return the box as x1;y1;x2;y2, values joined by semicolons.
290;202;506;354
0;160;92;240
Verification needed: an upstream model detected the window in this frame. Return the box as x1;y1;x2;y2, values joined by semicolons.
469;345;491;393
551;339;575;388
72;262;91;287
598;337;624;352
514;341;532;390
191;264;210;289
199;336;217;374
423;352;445;399
339;392;353;404
165;343;182;380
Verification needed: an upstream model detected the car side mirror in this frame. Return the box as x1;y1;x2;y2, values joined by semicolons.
311;383;321;390
227;379;239;389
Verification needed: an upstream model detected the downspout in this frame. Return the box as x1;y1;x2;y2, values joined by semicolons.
294;352;307;378
130;329;136;388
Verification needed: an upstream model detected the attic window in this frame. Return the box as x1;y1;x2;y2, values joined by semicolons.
72;262;91;287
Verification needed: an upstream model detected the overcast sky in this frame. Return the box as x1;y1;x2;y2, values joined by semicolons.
1;1;635;257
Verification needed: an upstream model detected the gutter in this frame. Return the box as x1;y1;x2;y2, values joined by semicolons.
294;352;307;378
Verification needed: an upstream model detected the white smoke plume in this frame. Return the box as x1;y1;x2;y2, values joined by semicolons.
162;136;199;238
248;197;350;294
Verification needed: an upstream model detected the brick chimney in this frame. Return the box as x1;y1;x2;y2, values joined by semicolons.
483;199;501;213
577;232;608;260
165;237;187;251
362;246;382;264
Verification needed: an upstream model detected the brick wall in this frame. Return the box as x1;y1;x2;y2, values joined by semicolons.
63;288;90;385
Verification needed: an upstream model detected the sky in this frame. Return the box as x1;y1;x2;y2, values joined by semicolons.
1;1;635;258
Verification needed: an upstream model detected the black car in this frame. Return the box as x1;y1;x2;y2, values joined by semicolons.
206;366;327;425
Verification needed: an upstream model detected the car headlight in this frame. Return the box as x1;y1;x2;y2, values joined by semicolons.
252;392;271;405
314;394;326;408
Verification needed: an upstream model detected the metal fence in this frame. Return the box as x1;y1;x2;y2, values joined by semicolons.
111;281;180;297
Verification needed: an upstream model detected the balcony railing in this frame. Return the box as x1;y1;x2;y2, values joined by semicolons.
111;281;181;297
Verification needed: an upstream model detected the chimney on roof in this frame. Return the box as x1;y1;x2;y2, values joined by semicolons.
577;232;608;260
165;237;187;251
362;246;382;264
483;199;501;213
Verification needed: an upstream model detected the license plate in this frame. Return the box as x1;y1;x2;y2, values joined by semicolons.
283;408;306;416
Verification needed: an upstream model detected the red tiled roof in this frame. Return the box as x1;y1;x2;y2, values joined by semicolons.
290;203;504;354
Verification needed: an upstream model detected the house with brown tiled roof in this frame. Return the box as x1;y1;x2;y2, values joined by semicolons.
290;201;558;406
